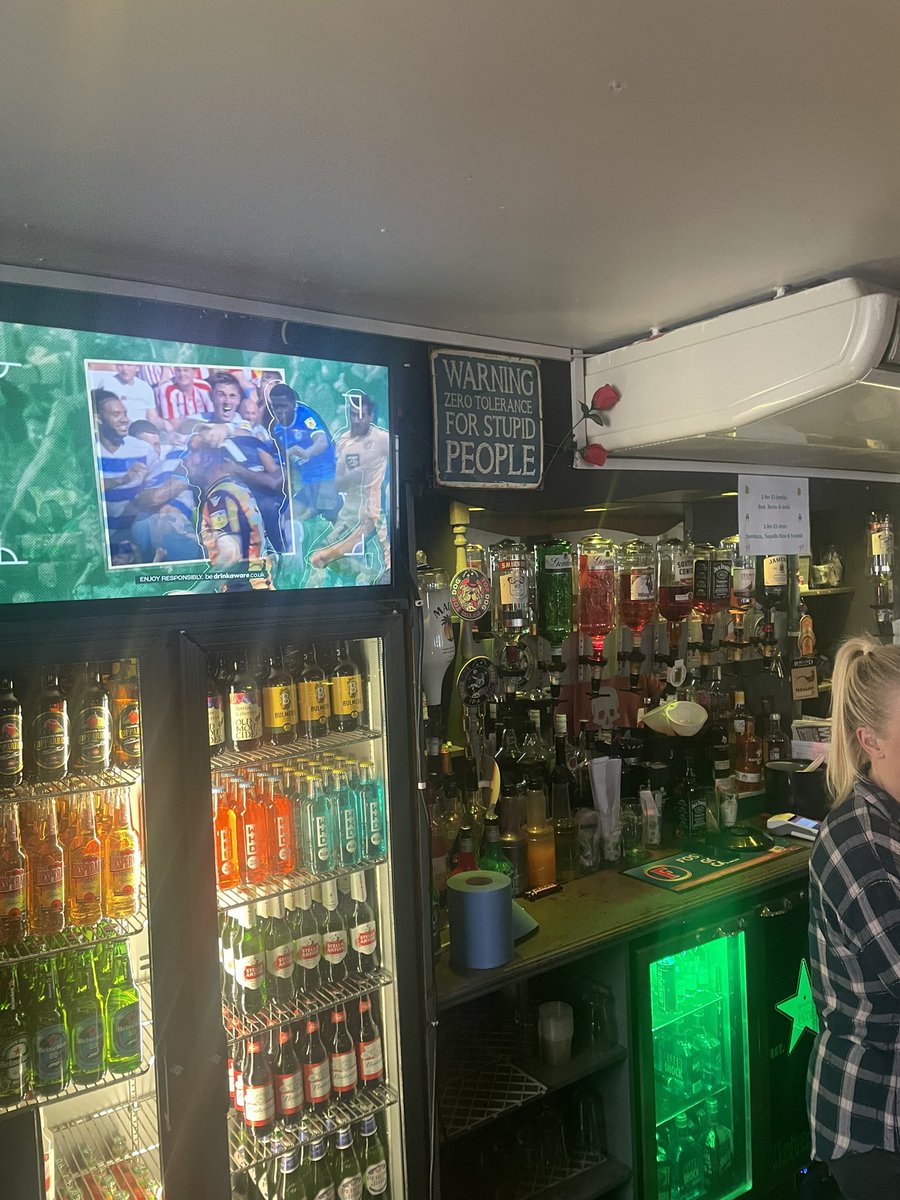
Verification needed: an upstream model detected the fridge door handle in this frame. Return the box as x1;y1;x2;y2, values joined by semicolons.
159;1048;181;1134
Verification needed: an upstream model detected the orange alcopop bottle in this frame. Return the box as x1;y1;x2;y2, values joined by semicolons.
66;796;102;927
262;774;296;877
27;799;65;936
102;789;141;919
213;784;241;890
238;781;269;886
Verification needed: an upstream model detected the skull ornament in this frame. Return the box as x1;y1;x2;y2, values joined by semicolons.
592;686;621;731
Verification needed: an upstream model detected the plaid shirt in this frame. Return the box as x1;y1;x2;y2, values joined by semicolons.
807;776;900;1160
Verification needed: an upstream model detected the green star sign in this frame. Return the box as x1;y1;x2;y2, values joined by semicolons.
776;958;819;1053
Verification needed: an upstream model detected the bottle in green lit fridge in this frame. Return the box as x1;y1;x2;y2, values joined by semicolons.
104;940;142;1073
359;1115;390;1197
0;965;29;1104
66;948;105;1085
29;956;69;1095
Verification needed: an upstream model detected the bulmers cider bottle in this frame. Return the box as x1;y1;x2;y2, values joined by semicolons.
261;652;297;745
297;648;330;741
329;642;363;734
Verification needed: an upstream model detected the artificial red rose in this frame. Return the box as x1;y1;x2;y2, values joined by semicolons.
591;383;621;411
581;443;608;467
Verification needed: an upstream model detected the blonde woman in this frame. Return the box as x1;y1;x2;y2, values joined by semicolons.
807;636;900;1197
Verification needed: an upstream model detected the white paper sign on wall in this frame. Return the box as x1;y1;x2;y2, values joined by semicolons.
738;475;810;556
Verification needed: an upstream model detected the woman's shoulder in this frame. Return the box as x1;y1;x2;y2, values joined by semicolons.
811;780;900;894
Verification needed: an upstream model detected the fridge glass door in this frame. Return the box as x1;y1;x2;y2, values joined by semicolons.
0;657;163;1200
649;931;752;1200
211;637;404;1200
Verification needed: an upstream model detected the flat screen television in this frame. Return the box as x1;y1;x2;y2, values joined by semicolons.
0;319;391;603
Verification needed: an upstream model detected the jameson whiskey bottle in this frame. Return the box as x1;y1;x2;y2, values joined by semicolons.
31;669;69;782
261;652;297;744
0;676;23;787
74;668;111;775
297;647;330;740
228;653;262;751
329;641;363;733
110;661;142;769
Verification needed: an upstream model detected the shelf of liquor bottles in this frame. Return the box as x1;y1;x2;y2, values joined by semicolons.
213;727;382;774
228;1080;399;1179
0;767;142;806
52;1095;161;1200
1;979;153;1115
216;853;387;913
224;966;393;1043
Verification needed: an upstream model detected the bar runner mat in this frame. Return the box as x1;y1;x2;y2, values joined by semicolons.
622;840;803;891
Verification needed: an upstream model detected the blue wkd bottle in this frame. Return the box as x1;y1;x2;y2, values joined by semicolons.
358;761;386;861
332;767;362;869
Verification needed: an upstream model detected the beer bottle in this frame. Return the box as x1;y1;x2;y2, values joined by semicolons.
297;648;330;741
207;658;226;758
328;1006;358;1101
73;668;111;775
213;785;241;891
31;668;69;783
348;872;379;977
329;642;363;734
27;798;65;937
292;887;322;995
242;1035;276;1138
233;1036;247;1117
300;1017;331;1112
94;940;115;1004
0;675;23;787
355;995;384;1091
304;1137;335;1200
0;809;27;946
272;1026;304;1127
233;905;267;1015
278;1144;310;1199
104;941;141;1074
228;653;263;752
262;774;296;877
110;660;142;770
358;1115;390;1197
332;1125;363;1198
28;957;68;1096
262;896;295;1005
101;790;141;919
0;966;29;1105
66;949;105;1086
262;653;297;745
66;797;102;928
318;881;349;986
238;780;269;886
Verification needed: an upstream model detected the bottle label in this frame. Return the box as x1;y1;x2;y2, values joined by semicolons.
235;952;265;990
334;674;362;718
732;566;755;596
108;848;139;899
312;1189;336;1200
297;932;321;970
711;562;731;601
330;1047;357;1092
767;745;784;762
736;771;761;784
274;813;292;863
34;862;64;917
217;826;238;880
0;867;25;923
585;554;615;573
357;1036;384;1082
234;1068;245;1110
267;944;294;979
351;920;377;956
674;554;695;586
303;1058;331;1103
0;714;22;780
280;1149;301;1174
0;1032;28;1090
337;1174;363;1200
208;696;225;747
543;553;572;571
714;757;731;773
263;685;296;734
70;853;101;905
72;1015;103;1070
763;556;788;587
340;806;359;855
111;1002;141;1058
243;1082;275;1127
298;680;330;723
314;814;331;862
275;1068;304;1114
733;718;746;737
222;943;234;978
33;1024;66;1080
244;819;265;871
872;531;894;557
229;693;262;741
78;705;111;765
629;567;653;601
367;800;384;849
693;559;710;602
32;708;68;770
498;564;527;611
116;702;142;762
365;1162;388;1195
322;930;348;965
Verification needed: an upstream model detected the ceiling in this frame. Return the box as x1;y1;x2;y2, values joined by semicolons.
3;1;900;351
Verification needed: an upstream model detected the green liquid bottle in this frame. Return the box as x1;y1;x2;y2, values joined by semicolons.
104;940;141;1074
331;1125;363;1199
67;949;105;1085
304;1137;336;1200
0;965;29;1104
536;538;576;654
29;956;69;1095
359;1114;390;1197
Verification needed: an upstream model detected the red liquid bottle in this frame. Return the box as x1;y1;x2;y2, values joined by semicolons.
578;536;617;690
617;539;657;633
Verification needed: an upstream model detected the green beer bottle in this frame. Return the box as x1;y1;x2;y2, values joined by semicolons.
29;956;69;1095
66;949;105;1085
104;941;141;1074
278;1143;311;1199
358;1116;390;1198
304;1137;336;1200
331;1125;363;1200
0;965;29;1104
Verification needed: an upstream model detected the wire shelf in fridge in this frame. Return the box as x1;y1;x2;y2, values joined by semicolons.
217;854;387;912
229;1081;398;1178
0;888;147;967
224;967;392;1043
50;1094;161;1195
0;767;142;805
439;1060;547;1143
0;980;154;1117
212;727;382;775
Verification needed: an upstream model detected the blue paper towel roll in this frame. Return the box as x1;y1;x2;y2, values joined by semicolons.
447;870;514;969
